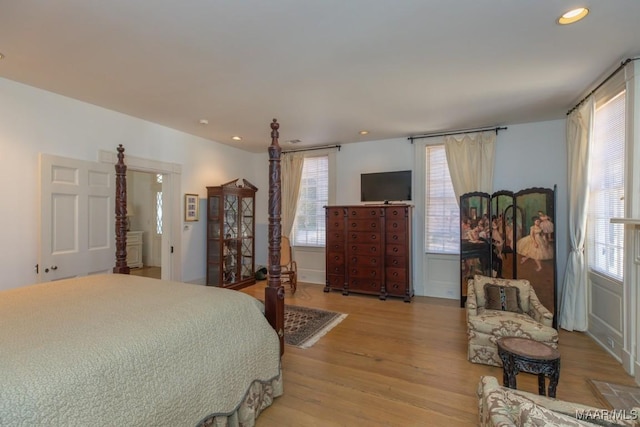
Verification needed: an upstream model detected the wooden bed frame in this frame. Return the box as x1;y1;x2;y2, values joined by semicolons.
111;119;286;354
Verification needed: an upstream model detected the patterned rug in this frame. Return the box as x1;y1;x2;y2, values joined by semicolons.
285;304;347;349
588;379;640;411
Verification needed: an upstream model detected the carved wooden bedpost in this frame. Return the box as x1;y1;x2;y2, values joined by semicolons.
266;119;285;355
113;144;130;274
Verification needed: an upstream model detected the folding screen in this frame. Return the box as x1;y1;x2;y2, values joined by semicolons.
460;186;557;325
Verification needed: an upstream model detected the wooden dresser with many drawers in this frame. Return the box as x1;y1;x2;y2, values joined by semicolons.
324;204;413;302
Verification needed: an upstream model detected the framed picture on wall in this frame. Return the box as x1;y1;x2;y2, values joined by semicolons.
184;193;199;221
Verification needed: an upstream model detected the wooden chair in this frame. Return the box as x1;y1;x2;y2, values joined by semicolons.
280;236;297;294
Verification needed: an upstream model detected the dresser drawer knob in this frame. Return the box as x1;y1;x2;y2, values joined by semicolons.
393;247;398;253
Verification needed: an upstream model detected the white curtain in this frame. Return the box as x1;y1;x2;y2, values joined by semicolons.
281;152;304;238
559;97;594;332
444;131;496;202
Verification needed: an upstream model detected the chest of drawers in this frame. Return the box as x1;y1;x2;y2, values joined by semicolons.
324;204;413;302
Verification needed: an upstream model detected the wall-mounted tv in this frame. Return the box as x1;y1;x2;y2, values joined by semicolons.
360;170;412;202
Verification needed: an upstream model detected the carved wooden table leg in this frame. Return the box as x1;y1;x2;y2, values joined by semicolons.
498;343;517;389
496;337;561;397
547;358;561;398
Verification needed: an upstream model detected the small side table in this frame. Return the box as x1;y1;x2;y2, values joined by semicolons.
497;337;561;398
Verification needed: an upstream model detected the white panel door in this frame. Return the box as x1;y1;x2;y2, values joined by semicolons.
40;154;114;282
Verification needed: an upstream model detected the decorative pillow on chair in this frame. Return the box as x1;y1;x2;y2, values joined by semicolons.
474;275;532;313
484;284;523;313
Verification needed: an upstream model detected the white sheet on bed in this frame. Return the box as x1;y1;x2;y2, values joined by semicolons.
0;274;281;426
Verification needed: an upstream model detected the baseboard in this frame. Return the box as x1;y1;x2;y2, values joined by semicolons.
296;269;325;285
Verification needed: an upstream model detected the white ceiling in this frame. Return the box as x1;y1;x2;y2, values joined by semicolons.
1;1;639;153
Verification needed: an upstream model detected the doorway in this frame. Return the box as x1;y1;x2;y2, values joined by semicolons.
98;148;183;282
127;170;163;279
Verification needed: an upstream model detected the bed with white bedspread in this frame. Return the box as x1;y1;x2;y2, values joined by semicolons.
0;274;282;426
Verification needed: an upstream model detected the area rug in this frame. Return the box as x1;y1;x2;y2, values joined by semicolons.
588;379;640;411
284;304;347;349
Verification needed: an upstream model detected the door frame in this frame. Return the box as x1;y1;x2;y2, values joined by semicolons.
98;150;182;281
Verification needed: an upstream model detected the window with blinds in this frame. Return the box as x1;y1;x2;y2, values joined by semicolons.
425;145;460;253
587;90;626;281
292;155;329;247
155;173;163;235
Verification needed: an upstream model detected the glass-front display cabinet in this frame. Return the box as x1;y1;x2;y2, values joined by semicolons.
206;179;257;289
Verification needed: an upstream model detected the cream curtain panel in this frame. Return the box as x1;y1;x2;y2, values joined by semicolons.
559;97;594;332
444;131;496;203
281;152;305;238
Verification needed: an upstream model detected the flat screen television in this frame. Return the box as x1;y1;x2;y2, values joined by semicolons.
360;170;412;202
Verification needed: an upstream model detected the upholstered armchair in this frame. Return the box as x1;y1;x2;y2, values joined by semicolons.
466;275;559;366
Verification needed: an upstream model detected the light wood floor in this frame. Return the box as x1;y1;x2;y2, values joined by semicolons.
129;266;161;279
241;281;637;426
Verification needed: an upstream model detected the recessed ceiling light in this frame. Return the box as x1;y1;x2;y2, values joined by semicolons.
558;7;589;25
232;136;242;141
199;119;209;125
359;130;369;135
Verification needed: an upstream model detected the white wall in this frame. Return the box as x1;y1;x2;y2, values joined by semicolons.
493;119;568;286
0;77;266;289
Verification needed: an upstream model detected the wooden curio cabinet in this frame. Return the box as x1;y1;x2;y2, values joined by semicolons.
206;179;257;290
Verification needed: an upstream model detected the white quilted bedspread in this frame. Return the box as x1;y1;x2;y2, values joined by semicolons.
0;274;281;426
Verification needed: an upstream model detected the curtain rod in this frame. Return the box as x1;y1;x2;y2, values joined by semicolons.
567;57;638;116
408;126;507;143
282;144;341;154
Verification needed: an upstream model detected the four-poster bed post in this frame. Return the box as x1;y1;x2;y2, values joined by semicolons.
113;144;130;274
266;119;286;355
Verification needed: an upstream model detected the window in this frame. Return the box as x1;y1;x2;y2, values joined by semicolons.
155;173;163;235
292;155;328;247
587;90;625;281
425;145;460;253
